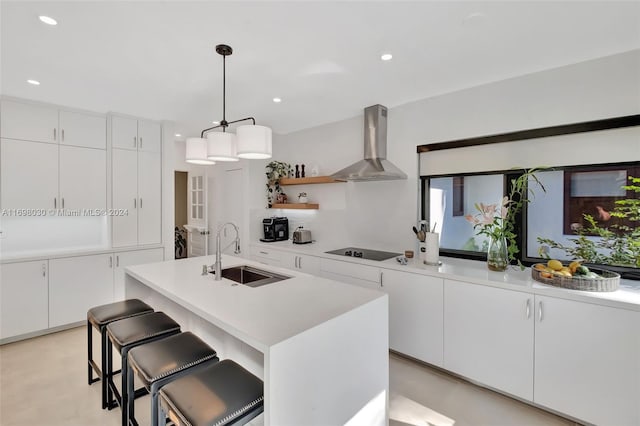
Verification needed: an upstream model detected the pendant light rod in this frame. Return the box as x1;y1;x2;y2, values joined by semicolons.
200;117;256;138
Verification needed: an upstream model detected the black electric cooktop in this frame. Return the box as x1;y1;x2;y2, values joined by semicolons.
325;247;401;261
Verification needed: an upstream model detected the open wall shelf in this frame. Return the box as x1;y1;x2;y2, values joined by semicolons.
279;176;341;185
269;203;319;210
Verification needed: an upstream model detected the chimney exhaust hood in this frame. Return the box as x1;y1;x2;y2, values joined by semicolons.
330;104;407;181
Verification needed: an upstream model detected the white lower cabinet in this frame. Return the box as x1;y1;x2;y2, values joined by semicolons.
49;253;115;328
443;279;534;400
319;258;381;289
0;260;49;339
282;252;321;275
383;269;444;367
534;295;640;426
113;248;164;300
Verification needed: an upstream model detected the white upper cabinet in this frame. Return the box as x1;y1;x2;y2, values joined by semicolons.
58;110;106;149
1;99;106;149
111;115;138;150
111;116;161;152
1;99;58;143
137;119;162;153
58;145;107;210
1;139;58;209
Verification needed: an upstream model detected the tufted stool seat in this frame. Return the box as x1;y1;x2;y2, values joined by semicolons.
105;311;181;425
87;299;154;409
127;331;219;426
159;359;264;426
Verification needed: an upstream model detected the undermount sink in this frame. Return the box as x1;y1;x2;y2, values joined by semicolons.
211;265;291;287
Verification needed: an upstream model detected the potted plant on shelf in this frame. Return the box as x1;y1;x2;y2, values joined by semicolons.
466;168;546;271
265;161;293;208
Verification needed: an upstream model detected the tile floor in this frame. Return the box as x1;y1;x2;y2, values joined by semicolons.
0;326;579;426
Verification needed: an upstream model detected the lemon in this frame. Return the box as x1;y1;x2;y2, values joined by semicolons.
547;259;563;271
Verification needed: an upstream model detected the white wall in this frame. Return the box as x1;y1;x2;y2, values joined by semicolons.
243;49;640;253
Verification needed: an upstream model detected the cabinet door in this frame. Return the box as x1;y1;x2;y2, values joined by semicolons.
295;254;320;275
1;100;58;143
0;261;49;339
383;269;443;367
137;119;161;153
49;253;114;327
534;296;640;426
1;139;58;209
59;110;106;149
112;149;138;247
444;280;534;400
111;116;138;150
59;145;106;210
319;258;381;290
138;151;161;245
113;248;164;300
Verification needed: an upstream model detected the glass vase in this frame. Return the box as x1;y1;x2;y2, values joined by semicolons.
487;236;508;271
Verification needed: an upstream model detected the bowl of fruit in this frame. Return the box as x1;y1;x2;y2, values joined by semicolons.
531;260;620;292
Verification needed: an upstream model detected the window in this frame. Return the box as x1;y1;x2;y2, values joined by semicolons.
422;162;640;278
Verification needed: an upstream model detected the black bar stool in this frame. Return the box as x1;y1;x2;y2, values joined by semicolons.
126;331;219;426
158;359;264;426
87;299;154;409
105;311;181;425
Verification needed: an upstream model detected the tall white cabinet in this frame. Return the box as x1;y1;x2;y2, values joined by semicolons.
111;115;162;247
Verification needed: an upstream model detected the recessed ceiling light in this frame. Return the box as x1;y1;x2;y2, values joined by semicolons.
175;133;182;137
381;53;393;61
273;98;282;103
27;79;40;85
38;15;57;25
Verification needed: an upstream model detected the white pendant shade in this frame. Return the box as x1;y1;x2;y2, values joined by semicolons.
207;132;239;162
236;125;272;159
185;138;215;165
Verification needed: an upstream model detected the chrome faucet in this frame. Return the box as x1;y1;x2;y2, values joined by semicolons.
214;222;241;280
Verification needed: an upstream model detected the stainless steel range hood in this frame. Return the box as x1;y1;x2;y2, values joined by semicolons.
331;104;407;181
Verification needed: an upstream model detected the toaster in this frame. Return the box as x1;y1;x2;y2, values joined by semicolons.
292;228;313;244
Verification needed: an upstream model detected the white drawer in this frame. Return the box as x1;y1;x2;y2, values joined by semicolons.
320;258;380;283
250;246;282;262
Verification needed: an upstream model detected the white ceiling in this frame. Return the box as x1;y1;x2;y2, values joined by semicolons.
2;1;639;138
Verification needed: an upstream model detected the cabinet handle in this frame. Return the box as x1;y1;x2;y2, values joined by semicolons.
42;263;46;277
298;256;302;269
526;299;531;319
53;128;56;141
538;301;543;322
379;271;384;287
61;129;65;142
116;255;119;267
259;251;268;255
61;198;65;209
140;198;143;208
133;136;137;148
134;198;137;208
294;256;298;268
139;137;142;148
54;197;57;209
109;256;113;268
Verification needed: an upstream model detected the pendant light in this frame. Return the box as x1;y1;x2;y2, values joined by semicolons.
185;44;272;164
185;138;215;165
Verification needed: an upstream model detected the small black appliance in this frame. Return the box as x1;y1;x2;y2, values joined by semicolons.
261;217;289;242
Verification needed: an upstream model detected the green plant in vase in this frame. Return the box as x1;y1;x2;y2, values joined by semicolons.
265;161;293;207
466;168;546;271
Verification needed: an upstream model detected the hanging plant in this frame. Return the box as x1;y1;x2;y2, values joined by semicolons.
265;161;293;207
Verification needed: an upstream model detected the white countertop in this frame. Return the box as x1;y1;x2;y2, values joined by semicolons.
125;254;387;352
253;240;640;312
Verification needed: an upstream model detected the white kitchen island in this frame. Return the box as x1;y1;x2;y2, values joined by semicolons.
125;254;389;426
